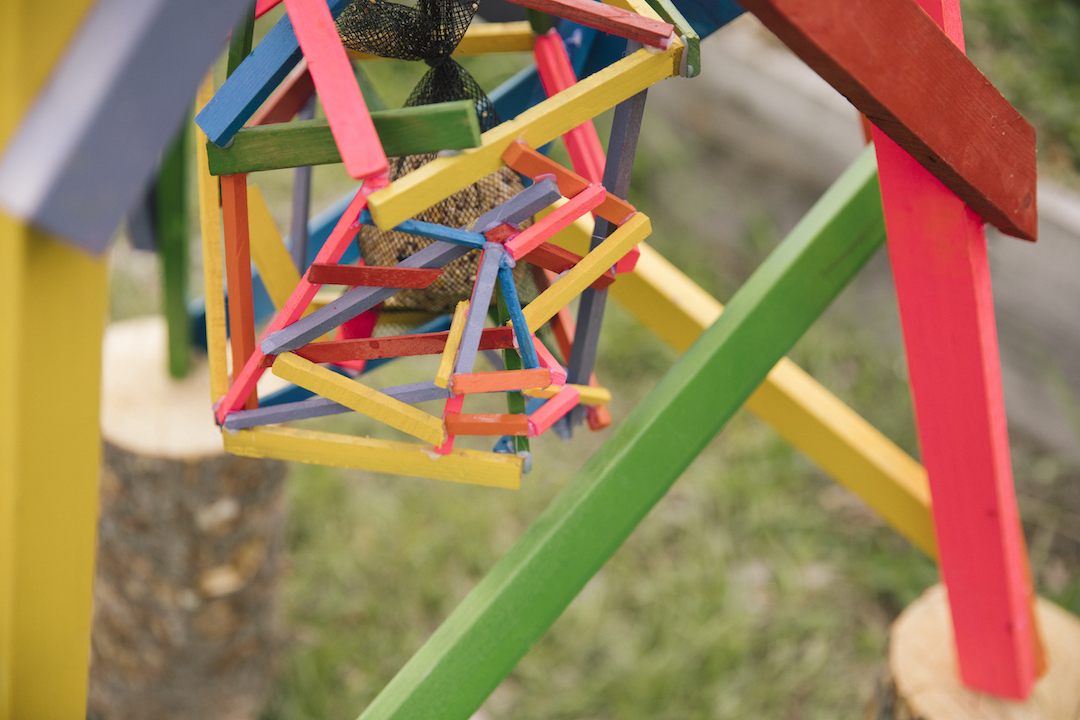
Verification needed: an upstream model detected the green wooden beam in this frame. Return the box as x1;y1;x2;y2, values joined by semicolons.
354;145;885;720
206;101;482;176
643;0;701;77
156;120;190;379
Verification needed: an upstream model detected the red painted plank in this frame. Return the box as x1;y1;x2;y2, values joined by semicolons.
504;0;673;47
221;174;258;410
445;413;530;436
521;242;615;290
308;263;444;288
505;184;606;260
872;0;1039;698
284;0;389;180
434;394;466;454
534;30;605;184
527;385;579;437
739;0;1037;241
502;140;637;226
215;183;381;422
294;327;516;364
249;60;315;127
255;0;283;18
450;369;553;395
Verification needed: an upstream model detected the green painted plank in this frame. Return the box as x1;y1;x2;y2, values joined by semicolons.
156;121;191;379
643;0;701;77
226;3;256;78
354;145;885;720
206;101;482;175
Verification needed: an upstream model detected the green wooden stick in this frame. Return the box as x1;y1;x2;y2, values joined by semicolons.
226;2;256;78
156;122;190;379
354;146;885;720
495;286;530;454
205;102;482;175
642;0;701;77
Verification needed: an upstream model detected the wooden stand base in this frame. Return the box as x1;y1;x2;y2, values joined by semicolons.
869;584;1080;720
89;317;287;720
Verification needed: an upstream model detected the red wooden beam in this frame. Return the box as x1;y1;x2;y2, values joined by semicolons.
249;59;315;127
872;0;1041;698
445;413;530;437
294;326;516;364
307;263;444;288
738;0;1037;241
505;184;605;260
503;0;674;47
520;242;615;290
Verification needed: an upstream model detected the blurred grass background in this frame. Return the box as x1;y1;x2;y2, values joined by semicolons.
106;3;1080;717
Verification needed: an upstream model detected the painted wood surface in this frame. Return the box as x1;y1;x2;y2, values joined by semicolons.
295;327;516;363
523;383;610;406
527;385;580;436
451;369;553;395
284;0;388;179
436;302;471;389
156;123;191;379
445;414;531;436
248;60;315;126
455;247;505;375
221;174;258;409
367;43;680;229
352;135;888;720
504;184;606;259
642;0;700;76
308;264;444;288
207;103;482;175
738;0;1036;241
227;3;256;76
248;184;302;310
498;262;541;369
870;1;1037;697
504;0;674;46
348;21;536;60
225;426;522;488
521;243;615;289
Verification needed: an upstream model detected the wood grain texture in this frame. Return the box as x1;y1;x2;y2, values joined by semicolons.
224;426;522;488
284;0;388;180
208;103;481;175
294;327;515;363
504;0;674;46
737;0;1036;240
367;44;679;229
445;414;531;436
308;264;443;288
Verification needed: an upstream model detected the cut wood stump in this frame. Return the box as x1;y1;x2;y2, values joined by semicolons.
868;584;1080;720
89;316;287;720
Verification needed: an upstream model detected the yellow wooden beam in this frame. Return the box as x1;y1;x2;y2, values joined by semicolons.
224;426;523;488
550;213;938;556
366;43;681;229
524;383;612;406
347;21;534;61
247;184;302;310
435;300;469;389
1;5;107;719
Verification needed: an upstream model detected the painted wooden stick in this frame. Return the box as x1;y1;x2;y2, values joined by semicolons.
273;353;445;444
220;174;258;409
248;184;302;310
436;302;471;389
308;264;444;288
284;0;389;180
495;283;530;455
446;414;530;436
289;97;316;272
358;212;487;249
464;177;563;233
737;0;1036;241
434;393;467;455
156;122;191;379
504;184;606;260
255;0;283;18
227;2;257;77
295;327;515;363
534;29;605;183
450;369;553;395
531;335;567;386
249;60;316;127
453;246;506;376
520;242;616;290
527;385;580;437
503;0;674;47
523;383;609;406
498;261;540;369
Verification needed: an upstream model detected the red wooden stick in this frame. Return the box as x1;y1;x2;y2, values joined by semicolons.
450;369;553;395
434;394;465;454
294;327;516;364
738;0;1036;241
284;0;389;180
215;183;381;422
330;307;379;372
527;385;580;437
504;184;606;260
534;30;605;183
445;413;530;436
520;242;615;290
502;141;636;226
249;60;315;127
872;0;1039;698
221;174;258;410
255;0;283;19
531;335;567;386
308;263;444;288
504;0;673;47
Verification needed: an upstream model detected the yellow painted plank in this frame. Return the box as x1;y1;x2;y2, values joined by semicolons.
524;383;611;406
603;0;668;25
347;21;534;61
548;211;937;556
366;44;680;229
522;212;651;332
195;74;230;402
225;426;522;488
435;300;469;389
273;353;446;445
1;2;108;718
247;184;302;310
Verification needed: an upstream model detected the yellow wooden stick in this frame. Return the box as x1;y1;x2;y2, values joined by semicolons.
367;44;680;230
273;353;446;445
224;426;522;488
347;21;534;61
549;212;937;556
524;383;612;406
603;0;668;25
435;300;469;389
247;184;302;310
195;74;230;402
522;212;651;332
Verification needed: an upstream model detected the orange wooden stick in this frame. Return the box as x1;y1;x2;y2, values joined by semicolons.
221;173;258;410
450;368;553;395
446;413;530;436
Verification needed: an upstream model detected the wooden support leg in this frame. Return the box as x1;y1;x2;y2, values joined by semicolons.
871;0;1039;698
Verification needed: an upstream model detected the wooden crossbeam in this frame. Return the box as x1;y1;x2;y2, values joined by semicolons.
504;0;674;47
308;264;444;289
737;0;1037;240
294;327;516;364
445;414;531;436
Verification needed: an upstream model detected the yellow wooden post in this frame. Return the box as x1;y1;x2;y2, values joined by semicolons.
0;1;110;717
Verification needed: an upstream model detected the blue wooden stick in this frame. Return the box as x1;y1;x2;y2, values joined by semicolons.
497;259;539;370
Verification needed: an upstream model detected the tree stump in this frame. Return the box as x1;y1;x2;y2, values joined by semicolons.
868;584;1080;720
89;317;287;720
